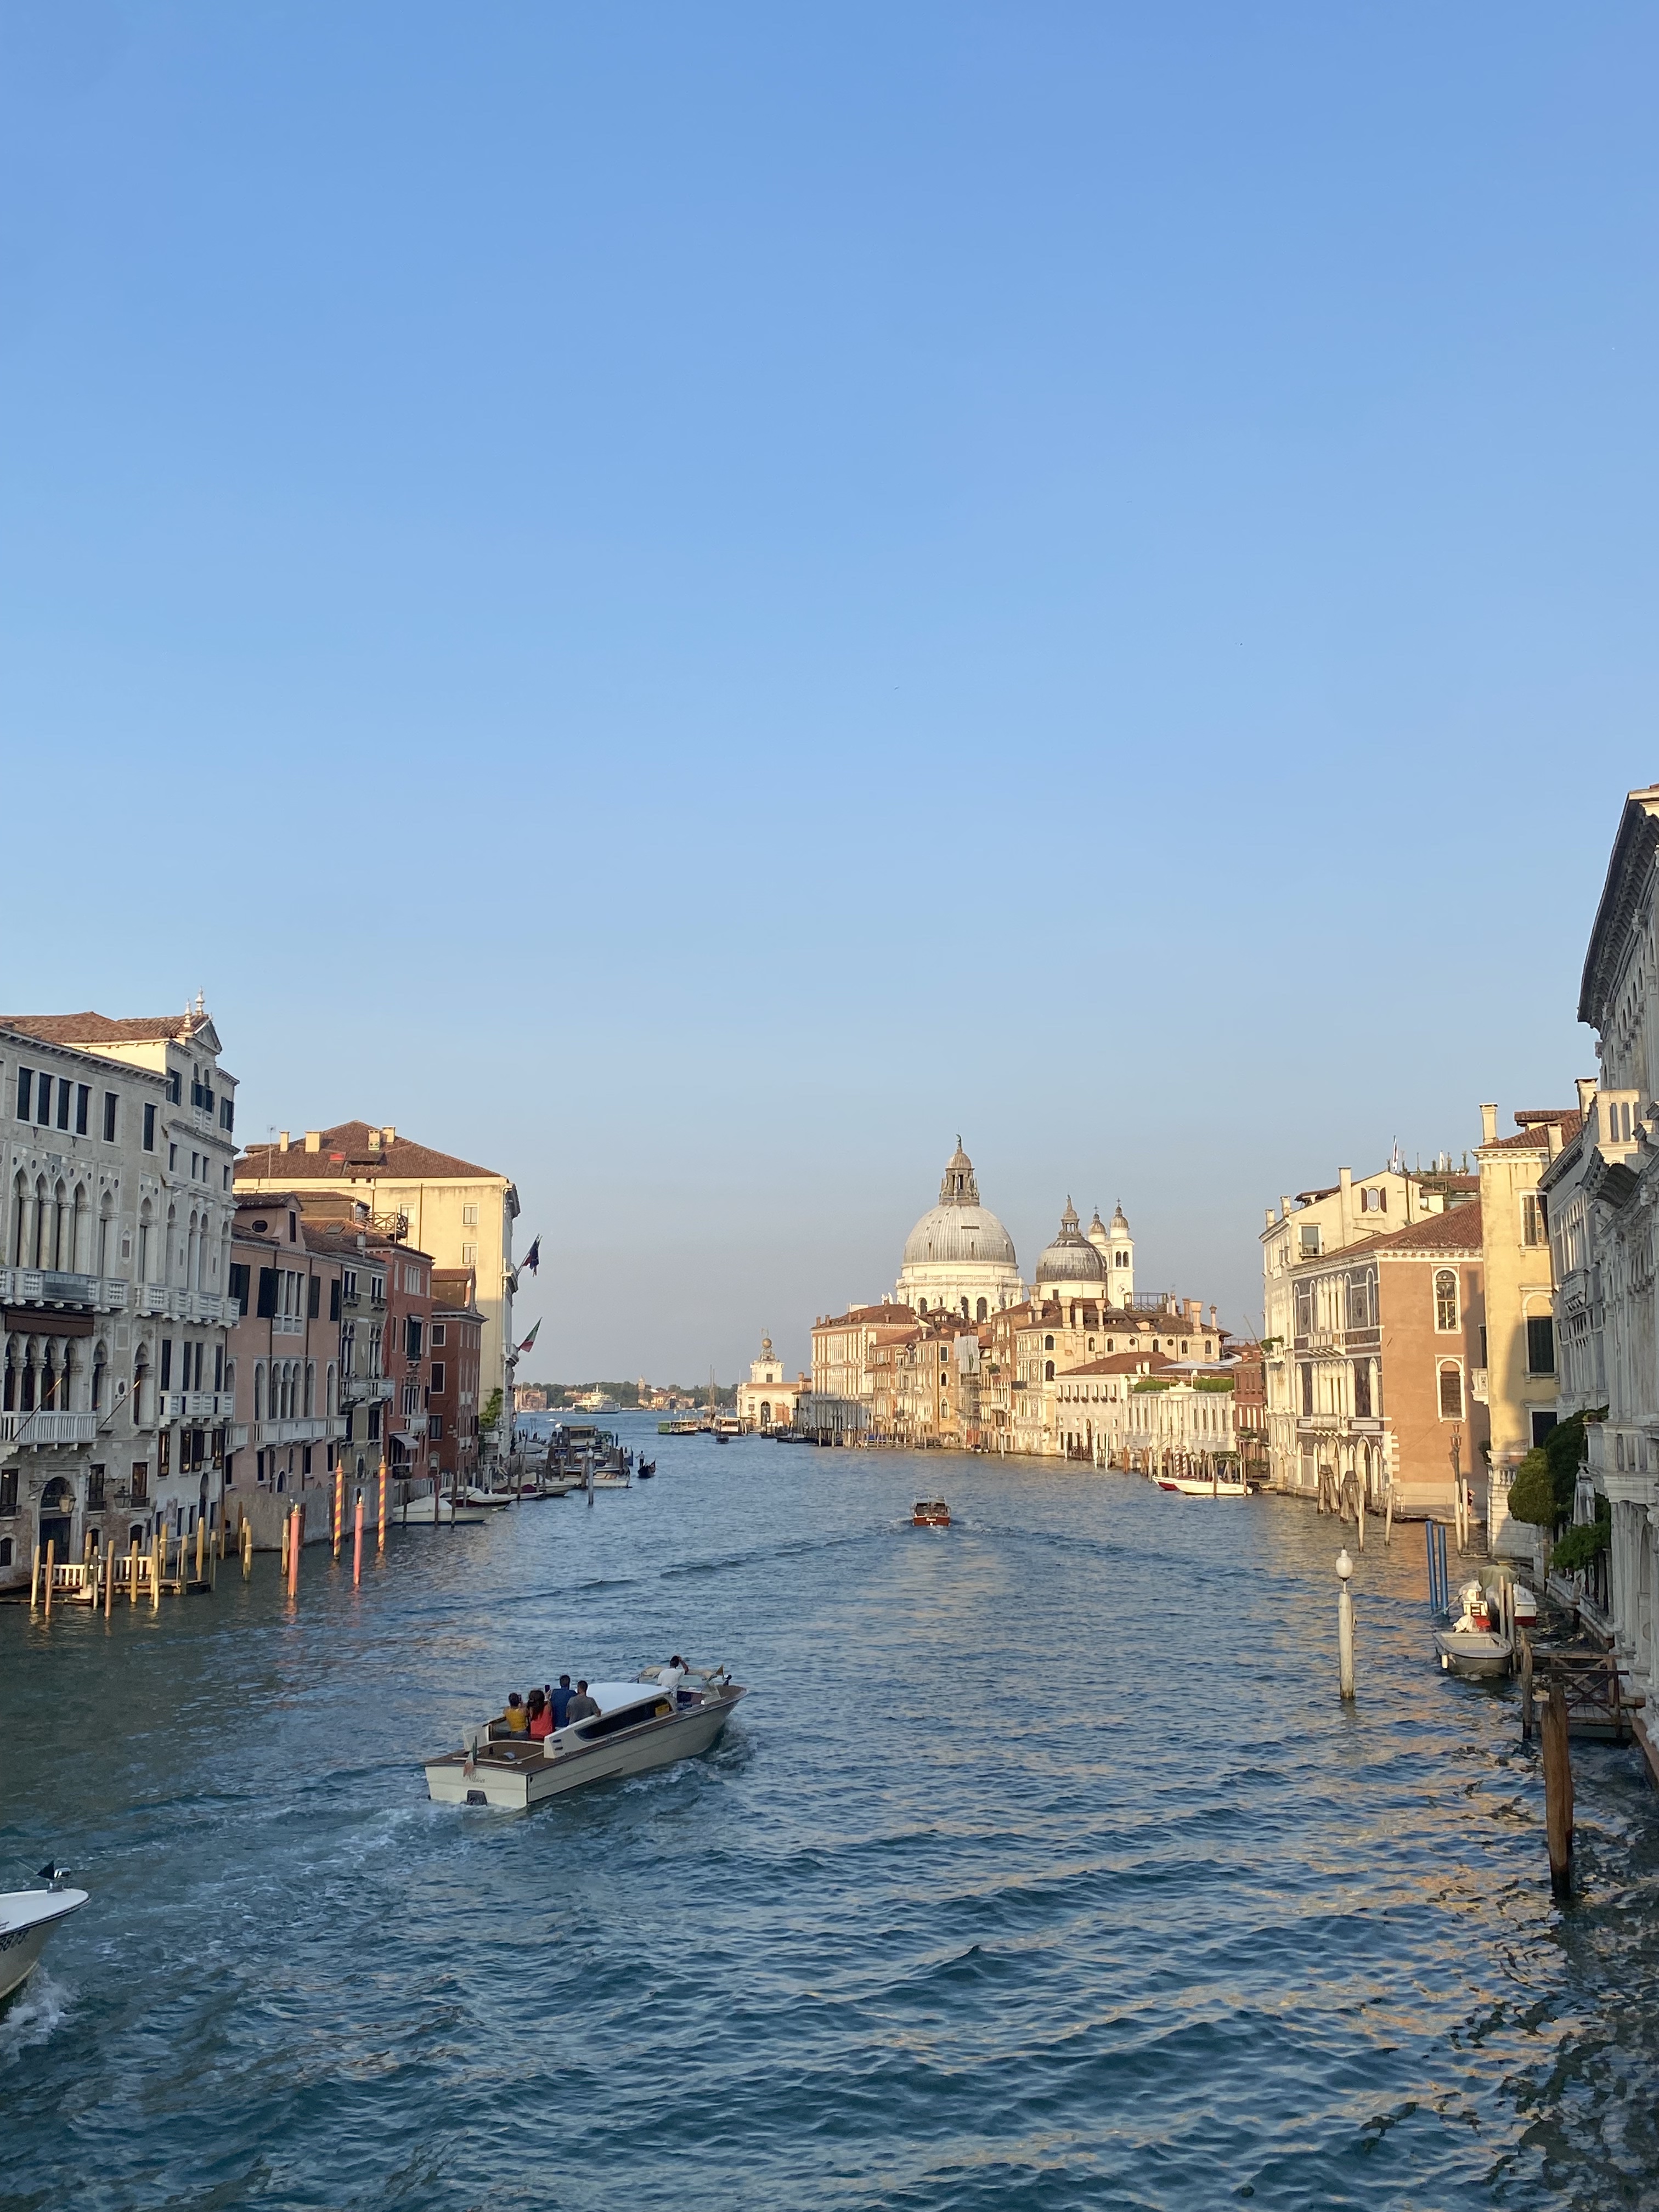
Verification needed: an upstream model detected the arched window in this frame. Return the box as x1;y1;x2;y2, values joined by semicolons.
1044;1334;1054;1351
976;1298;987;1322
1045;1359;1055;1382
1438;1361;1463;1419
1434;1269;1458;1332
304;1362;316;1417
960;1297;969;1319
918;1297;928;1314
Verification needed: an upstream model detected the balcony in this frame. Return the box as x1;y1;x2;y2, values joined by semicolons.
254;1416;345;1447
159;1391;235;1421
1470;1368;1489;1403
0;1269;129;1312
272;1314;305;1336
132;1286;234;1325
0;1409;99;1448
341;1375;395;1404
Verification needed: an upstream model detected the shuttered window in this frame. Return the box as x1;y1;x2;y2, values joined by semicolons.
1438;1362;1463;1419
256;1268;278;1318
1527;1316;1556;1375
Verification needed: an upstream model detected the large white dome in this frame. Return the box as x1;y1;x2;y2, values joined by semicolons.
902;1203;1017;1269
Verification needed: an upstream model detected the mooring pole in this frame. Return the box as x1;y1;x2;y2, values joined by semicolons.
353;1493;364;1588
1520;1632;1533;1740
377;1454;387;1555
1337;1547;1356;1700
43;1538;55;1619
242;1515;253;1581
1542;1681;1574;1897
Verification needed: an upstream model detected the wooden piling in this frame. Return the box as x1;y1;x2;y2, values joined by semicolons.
196;1513;206;1585
104;1540;114;1619
43;1538;55;1618
152;1525;162;1610
1520;1632;1533;1740
29;1540;41;1613
287;1503;302;1598
1542;1681;1574;1897
1384;1482;1394;1546
353;1493;364;1588
333;1465;344;1560
241;1516;253;1581
128;1534;139;1606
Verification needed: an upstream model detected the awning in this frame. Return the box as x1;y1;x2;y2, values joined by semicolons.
390;1430;425;1448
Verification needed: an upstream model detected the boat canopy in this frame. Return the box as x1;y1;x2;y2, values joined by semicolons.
585;1681;671;1718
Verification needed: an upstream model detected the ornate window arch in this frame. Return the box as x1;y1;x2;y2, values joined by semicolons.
1434;1269;1459;1333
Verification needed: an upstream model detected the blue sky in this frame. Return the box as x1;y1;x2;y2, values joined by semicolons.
3;3;1655;1378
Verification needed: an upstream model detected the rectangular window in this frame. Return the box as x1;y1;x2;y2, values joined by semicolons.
1531;1409;1559;1447
55;1077;70;1130
75;1084;89;1135
160;1340;173;1389
165;1070;180;1104
308;1275;321;1318
367;1406;381;1442
35;1076;50;1126
1298;1223;1321;1257
404;1316;423;1361
143;1103;156;1150
1527;1315;1556;1375
329;1279;341;1322
431;1323;445;1347
1353;1364;1372;1419
1300;1364;1313;1415
1438;1363;1463;1419
228;1262;250;1312
103;1091;117;1141
256;1268;278;1318
221;1097;234;1131
427;1413;443;1438
168;1143;178;1171
15;1068;30;1121
461;1243;477;1267
462;1204;478;1227
430;1362;445;1393
87;1464;106;1511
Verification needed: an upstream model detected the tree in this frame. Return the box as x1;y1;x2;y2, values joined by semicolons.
479;1387;504;1436
1506;1408;1602;1530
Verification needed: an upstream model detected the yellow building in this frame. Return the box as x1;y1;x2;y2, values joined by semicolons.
235;1123;519;1448
1476;1099;1585;1551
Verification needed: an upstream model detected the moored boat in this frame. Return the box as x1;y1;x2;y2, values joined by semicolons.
1154;1470;1249;1497
424;1666;745;1809
1434;1578;1514;1679
0;1866;87;2006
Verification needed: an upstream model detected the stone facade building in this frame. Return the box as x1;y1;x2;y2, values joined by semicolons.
0;1007;239;1590
736;1336;808;1434
895;1141;1026;1319
234;1123;518;1456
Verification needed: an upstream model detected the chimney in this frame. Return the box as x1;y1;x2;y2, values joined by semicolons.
1264;1206;1275;1229
278;1131;290;1152
382;1125;396;1143
368;1128;382;1152
1480;1102;1498;1146
1547;1122;1563;1159
1576;1077;1597;1115
1280;1196;1294;1219
304;1131;321;1153
1210;1305;1217;1328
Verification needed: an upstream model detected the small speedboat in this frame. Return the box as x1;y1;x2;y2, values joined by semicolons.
1434;1578;1513;1679
0;1866;87;2005
912;1499;951;1527
1513;1583;1539;1629
460;1486;514;1510
402;1492;486;1527
424;1665;746;1809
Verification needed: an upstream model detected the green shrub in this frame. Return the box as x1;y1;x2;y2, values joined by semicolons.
1507;1447;1556;1528
1508;1409;1604;1530
1553;1506;1611;1577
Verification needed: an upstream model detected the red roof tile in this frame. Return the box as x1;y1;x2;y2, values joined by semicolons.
1485;1110;1585;1150
1;1011;212;1045
236;1120;503;1183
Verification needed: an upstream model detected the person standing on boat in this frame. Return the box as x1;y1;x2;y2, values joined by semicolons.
549;1674;575;1728
527;1690;553;1740
661;1656;687;1703
567;1680;600;1723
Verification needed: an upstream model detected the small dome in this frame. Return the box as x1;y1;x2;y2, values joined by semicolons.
1111;1200;1131;1233
1034;1198;1108;1285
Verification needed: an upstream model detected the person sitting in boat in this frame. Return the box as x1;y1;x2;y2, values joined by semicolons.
503;1691;530;1735
549;1674;575;1727
566;1679;600;1723
526;1689;553;1740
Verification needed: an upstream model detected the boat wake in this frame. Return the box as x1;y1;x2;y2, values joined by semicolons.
0;1969;69;2069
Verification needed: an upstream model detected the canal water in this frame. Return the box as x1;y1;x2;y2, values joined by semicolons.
3;1421;1658;2210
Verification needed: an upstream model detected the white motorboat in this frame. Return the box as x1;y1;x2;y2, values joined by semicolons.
1513;1583;1540;1629
1154;1470;1248;1497
1434;1578;1514;1679
400;1491;486;1527
424;1666;745;1809
460;1485;514;1510
1;1867;87;2005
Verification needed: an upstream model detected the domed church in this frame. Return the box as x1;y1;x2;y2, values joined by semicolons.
896;1140;1026;1321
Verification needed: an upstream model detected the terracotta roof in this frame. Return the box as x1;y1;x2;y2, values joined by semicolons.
0;1010;212;1045
817;1305;912;1327
236;1120;503;1182
1364;1201;1485;1256
1060;1350;1175;1378
1485;1110;1585;1151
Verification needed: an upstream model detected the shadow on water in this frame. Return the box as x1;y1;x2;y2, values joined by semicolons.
2;1421;1657;2209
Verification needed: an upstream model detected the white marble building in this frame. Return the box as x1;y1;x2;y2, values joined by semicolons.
896;1141;1026;1321
0;1005;239;1591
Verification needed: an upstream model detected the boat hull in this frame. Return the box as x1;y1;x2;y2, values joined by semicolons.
1434;1628;1513;1679
0;1889;88;2006
425;1694;743;1809
1155;1477;1248;1497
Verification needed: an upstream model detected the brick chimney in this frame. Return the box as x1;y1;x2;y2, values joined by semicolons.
1480;1102;1498;1145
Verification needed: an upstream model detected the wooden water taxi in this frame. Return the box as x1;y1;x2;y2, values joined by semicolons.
912;1498;951;1527
424;1666;746;1809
